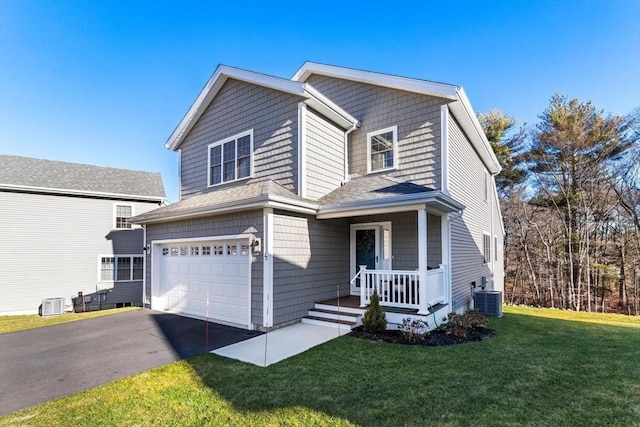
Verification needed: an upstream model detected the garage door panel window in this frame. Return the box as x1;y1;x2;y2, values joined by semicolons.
100;255;144;282
190;246;199;256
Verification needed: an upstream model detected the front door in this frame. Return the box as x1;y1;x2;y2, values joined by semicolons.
351;226;380;294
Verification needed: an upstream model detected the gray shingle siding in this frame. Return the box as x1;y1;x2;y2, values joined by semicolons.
272;211;350;325
0;191;159;314
305;75;445;188
447;112;495;311
144;210;264;325
304;107;345;200
179;79;301;198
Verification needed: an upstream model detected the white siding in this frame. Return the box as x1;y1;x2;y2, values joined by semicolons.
0;192;159;314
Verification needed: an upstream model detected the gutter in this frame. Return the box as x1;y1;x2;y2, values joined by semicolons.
0;184;166;203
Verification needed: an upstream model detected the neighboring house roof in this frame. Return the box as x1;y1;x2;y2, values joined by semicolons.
292;62;501;174
316;174;465;219
0;154;166;202
131;180;317;224
165;65;360;151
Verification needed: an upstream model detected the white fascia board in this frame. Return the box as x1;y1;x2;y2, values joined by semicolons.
292;62;459;100
166;65;308;151
0;184;165;203
303;84;359;129
317;192;465;219
450;88;502;174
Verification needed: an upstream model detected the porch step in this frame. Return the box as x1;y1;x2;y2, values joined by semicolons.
301;315;359;330
307;308;360;323
301;304;363;330
314;303;364;316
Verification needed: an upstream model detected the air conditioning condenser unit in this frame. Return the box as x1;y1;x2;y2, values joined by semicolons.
473;291;503;317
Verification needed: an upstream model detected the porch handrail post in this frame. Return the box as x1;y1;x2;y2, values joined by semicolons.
358;265;368;308
417;208;428;314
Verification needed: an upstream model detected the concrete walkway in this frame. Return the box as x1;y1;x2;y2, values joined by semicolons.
212;323;351;367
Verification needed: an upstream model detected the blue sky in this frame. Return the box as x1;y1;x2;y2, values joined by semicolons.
1;0;638;202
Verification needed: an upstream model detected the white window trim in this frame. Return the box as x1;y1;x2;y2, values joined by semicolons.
366;125;398;174
98;254;144;283
113;203;135;230
482;232;491;265
207;129;254;187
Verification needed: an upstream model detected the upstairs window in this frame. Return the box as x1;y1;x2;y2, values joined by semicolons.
367;126;398;173
115;204;133;229
208;130;253;186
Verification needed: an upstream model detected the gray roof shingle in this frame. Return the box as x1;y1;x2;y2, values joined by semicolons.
131;180;311;223
0;155;165;200
318;174;436;206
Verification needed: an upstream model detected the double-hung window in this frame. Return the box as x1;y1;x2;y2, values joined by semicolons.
208;129;253;186
100;255;144;282
114;204;133;229
367;125;398;173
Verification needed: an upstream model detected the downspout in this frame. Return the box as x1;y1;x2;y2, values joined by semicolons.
142;224;147;308
343;122;359;183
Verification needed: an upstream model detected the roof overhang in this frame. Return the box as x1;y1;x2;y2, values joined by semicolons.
317;191;465;219
0;184;166;203
165;65;359;151
292;62;501;174
131;193;318;225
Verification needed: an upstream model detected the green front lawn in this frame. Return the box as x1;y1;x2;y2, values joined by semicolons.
2;306;639;426
0;307;140;334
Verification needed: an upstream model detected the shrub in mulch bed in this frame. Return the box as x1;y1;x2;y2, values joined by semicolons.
349;309;497;346
349;326;496;346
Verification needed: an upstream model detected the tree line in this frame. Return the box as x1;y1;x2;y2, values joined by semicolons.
480;97;639;314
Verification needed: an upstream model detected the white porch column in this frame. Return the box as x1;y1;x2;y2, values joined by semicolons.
417;207;428;314
263;208;274;328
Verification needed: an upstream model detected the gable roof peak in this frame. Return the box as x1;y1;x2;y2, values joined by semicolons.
165;64;358;151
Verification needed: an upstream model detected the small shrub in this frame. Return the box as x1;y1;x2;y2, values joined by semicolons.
363;291;387;333
398;317;429;343
443;309;488;338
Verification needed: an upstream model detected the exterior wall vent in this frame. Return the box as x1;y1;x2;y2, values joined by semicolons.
42;298;65;316
473;291;503;317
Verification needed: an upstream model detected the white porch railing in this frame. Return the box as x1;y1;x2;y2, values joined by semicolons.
356;265;446;312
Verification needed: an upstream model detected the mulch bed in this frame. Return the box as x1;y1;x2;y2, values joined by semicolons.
348;326;496;346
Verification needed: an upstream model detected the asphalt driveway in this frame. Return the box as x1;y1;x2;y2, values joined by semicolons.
0;309;261;416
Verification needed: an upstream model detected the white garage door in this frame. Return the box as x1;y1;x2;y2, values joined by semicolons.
154;239;251;327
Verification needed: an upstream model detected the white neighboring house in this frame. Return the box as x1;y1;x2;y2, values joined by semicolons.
0;155;166;315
